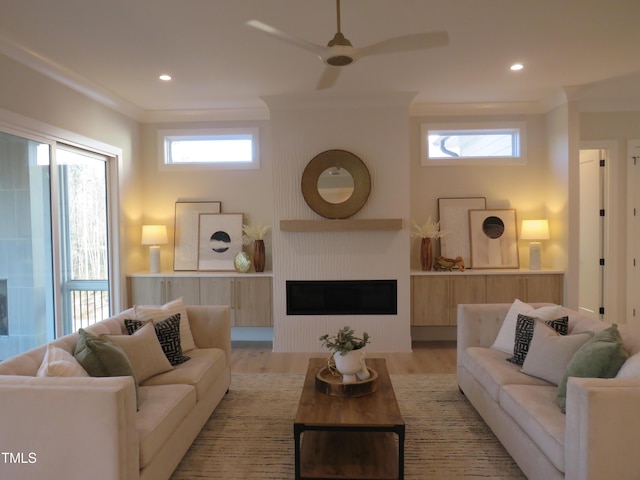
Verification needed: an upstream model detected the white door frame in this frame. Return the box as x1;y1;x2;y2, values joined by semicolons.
580;140;619;322
627;139;640;324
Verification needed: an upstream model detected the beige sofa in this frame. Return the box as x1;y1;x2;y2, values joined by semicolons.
457;302;640;480
0;304;231;480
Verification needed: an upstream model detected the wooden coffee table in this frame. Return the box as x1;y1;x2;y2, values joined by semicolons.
294;357;405;479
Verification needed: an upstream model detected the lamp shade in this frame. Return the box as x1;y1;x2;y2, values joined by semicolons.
141;225;168;245
521;220;549;240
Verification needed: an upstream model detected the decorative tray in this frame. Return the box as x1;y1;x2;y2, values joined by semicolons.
315;366;379;397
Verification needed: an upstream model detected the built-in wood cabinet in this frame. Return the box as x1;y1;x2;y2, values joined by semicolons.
127;274;272;327
129;276;200;305
412;275;486;326
200;276;272;326
485;274;564;304
411;271;564;327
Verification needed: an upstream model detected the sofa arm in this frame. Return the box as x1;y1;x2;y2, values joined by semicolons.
565;377;640;480
0;375;138;480
187;305;231;364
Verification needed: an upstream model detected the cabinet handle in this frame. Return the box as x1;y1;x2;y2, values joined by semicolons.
449;278;455;308
167;280;172;301
161;280;166;302
230;280;235;309
236;281;241;310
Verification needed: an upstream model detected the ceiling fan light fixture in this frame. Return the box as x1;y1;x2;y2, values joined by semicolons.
327;55;353;66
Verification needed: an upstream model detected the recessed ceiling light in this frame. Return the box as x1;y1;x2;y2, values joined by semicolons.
510;63;524;71
159;74;172;81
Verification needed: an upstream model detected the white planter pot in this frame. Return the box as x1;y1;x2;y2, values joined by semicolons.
333;349;367;384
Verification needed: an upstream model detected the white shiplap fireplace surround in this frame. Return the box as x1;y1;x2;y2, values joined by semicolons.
265;94;413;353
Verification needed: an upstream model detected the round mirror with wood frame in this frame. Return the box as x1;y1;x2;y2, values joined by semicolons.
301;149;371;219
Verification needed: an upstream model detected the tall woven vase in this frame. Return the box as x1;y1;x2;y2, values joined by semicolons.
253;239;265;273
420;237;434;271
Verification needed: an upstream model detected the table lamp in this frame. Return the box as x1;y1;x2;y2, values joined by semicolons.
521;220;549;270
141;225;168;273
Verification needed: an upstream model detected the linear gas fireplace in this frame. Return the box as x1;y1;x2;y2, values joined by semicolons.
286;280;397;315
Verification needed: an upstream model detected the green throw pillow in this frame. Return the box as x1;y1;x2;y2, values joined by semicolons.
556;324;629;412
74;328;139;409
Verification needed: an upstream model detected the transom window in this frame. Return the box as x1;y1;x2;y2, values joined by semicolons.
421;122;526;166
159;127;259;170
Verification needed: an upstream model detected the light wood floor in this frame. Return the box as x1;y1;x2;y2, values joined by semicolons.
230;341;457;375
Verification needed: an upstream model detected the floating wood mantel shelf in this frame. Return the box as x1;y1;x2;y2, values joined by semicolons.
279;218;403;232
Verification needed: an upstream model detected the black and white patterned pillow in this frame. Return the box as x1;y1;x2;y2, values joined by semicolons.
507;314;569;365
125;314;190;366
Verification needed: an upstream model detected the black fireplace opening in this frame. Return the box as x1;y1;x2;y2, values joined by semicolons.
286;280;397;315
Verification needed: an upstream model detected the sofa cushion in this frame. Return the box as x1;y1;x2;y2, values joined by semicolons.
522;323;593;385
491;299;562;354
500;384;567;473
125;315;190;366
37;344;89;377
463;346;552;401
134;297;196;352
508;314;569;366
74;329;136;379
140;348;227;400
104;322;173;383
136;383;196;469
557;324;629;411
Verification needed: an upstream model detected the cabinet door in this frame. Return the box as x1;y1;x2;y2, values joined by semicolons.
485;275;523;303
524;274;563;304
129;277;164;305
234;277;273;327
164;277;200;305
199;277;233;306
411;276;449;326
448;276;486;325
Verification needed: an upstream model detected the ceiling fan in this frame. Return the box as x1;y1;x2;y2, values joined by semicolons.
246;0;449;90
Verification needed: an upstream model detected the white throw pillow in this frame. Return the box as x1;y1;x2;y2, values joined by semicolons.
521;322;593;385
37;344;90;377
104;322;173;383
491;299;562;354
134;297;197;352
616;353;640;379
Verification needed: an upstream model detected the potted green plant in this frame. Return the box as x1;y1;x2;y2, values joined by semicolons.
319;326;370;383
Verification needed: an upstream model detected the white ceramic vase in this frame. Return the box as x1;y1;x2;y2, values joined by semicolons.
333;349;367;384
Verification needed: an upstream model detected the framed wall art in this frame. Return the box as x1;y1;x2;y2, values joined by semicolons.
438;197;486;268
173;201;222;271
469;209;519;269
197;213;243;271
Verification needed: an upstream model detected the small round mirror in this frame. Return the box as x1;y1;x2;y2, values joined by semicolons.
301;150;371;219
317;167;354;204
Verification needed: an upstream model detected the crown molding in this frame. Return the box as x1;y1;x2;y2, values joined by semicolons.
0;34;144;121
140;107;270;123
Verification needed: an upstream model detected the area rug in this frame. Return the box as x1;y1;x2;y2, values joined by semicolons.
170;373;525;479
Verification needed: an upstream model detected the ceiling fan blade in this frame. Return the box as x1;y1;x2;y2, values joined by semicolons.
316;66;341;90
360;31;449;57
246;20;327;56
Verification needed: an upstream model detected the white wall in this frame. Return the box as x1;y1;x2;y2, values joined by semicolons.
580;111;640;324
409;114;552;269
139;120;273;272
265;94;413;352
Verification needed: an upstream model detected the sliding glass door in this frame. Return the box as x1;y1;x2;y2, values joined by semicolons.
0;131;114;360
0;131;54;360
57;145;111;334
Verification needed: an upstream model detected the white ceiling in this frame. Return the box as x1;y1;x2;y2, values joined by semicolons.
2;0;640;120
